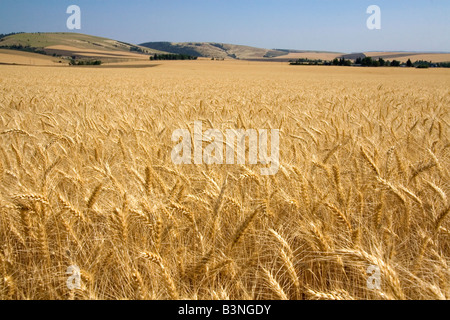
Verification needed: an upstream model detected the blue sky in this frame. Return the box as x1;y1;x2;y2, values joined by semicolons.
0;0;449;52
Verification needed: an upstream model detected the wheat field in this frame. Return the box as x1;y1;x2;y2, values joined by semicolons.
0;61;449;300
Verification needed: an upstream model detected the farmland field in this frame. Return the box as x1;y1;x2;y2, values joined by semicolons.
0;61;449;300
0;49;64;66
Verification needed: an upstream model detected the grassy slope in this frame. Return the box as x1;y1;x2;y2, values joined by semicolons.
0;33;166;57
140;42;291;59
140;42;348;61
142;42;450;63
0;49;65;66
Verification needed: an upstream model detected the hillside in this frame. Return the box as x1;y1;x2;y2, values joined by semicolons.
1;33;449;64
0;32;166;61
364;52;450;63
269;50;344;62
0;49;65;66
139;42;291;60
140;42;350;61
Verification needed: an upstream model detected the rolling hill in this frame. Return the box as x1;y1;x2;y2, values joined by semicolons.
140;42;344;61
0;32;166;62
139;42;351;61
363;51;450;63
0;48;65;66
1;32;449;65
139;41;290;60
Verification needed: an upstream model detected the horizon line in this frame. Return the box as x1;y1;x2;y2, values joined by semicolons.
2;31;450;55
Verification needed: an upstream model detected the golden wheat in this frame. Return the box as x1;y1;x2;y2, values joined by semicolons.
0;62;448;300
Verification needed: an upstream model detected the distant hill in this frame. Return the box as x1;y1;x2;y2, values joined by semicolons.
340;53;366;60
340;52;450;63
140;42;349;61
140;42;292;60
271;50;344;62
363;52;450;63
2;32;449;64
0;32;167;61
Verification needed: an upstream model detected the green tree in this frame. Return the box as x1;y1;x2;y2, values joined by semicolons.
361;57;373;67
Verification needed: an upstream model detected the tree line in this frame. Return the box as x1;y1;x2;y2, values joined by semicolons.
69;59;102;66
356;57;401;67
150;54;198;61
291;56;450;68
356;57;450;68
